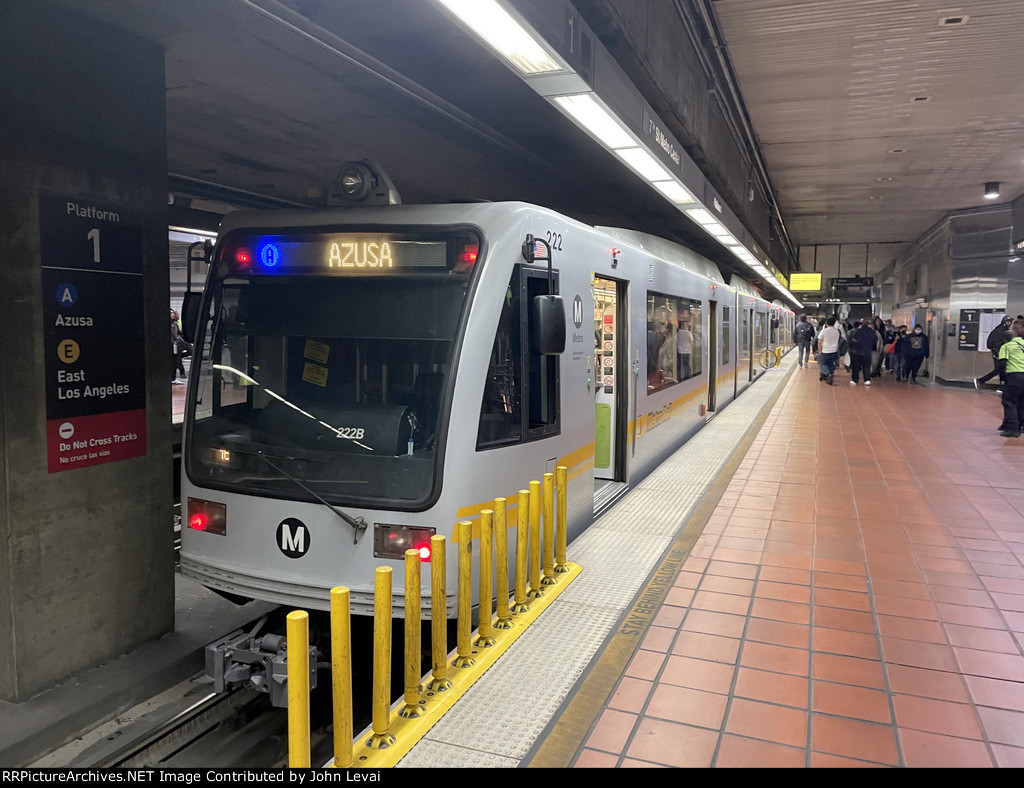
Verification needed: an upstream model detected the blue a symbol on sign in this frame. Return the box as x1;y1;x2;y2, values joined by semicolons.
573;295;583;329
55;283;78;308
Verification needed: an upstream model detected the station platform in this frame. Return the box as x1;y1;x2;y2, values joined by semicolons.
400;352;1024;768
6;352;1024;769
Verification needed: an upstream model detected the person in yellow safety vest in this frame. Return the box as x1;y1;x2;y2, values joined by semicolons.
996;319;1024;438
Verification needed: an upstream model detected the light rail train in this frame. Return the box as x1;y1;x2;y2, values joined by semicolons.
178;201;793;616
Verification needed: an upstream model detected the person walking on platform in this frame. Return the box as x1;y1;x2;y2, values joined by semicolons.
793;314;815;368
903;324;930;383
847;320;878;385
997;319;1024;437
870;317;886;378
171;308;187;384
976;315;1013;392
817;316;842;385
894;325;910;381
882;320;898;374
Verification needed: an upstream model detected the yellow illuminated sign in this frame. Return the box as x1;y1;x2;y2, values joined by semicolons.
789;272;823;291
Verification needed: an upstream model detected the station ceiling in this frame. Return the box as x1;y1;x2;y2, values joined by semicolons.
55;0;1024;285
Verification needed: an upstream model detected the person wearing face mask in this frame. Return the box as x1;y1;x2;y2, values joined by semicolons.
903;324;930;383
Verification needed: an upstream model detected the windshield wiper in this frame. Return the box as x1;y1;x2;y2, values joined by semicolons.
256;451;368;545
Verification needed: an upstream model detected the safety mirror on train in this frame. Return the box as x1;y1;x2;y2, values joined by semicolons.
532;294;566;355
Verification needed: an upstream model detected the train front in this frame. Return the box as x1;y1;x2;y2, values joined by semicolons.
178;212;481;613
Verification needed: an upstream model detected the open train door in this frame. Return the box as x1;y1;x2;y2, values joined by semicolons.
593;275;629;510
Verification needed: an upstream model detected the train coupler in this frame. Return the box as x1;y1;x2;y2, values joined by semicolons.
199;618;319;708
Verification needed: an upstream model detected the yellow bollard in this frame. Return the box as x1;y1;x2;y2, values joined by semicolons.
527;480;544;598
286;610;311;768
427;535;452;692
511;489;530;613
541;472;557;586
493;498;513;629
365;567;395;749
330;588;353;768
474;510;496;647
453;521;476;668
555;465;569;573
399;550;426;718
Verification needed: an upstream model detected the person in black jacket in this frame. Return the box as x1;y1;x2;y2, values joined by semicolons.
976;315;1013;391
847;320;878;385
903;325;930;383
792;315;815;368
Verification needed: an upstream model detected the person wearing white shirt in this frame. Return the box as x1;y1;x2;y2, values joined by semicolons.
677;321;693;379
817;316;842;385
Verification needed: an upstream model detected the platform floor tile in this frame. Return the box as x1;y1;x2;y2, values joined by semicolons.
398;359;795;767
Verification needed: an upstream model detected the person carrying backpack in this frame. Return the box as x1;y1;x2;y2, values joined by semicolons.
976;315;1013;392
792;315;815;368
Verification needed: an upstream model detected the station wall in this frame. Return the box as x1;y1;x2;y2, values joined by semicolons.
0;1;174;700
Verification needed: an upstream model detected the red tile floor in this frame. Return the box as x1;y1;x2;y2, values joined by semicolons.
572;362;1024;767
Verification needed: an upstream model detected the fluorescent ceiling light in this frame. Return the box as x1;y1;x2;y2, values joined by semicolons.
685;208;717;227
615;147;674;182
652;180;696;204
435;0;562;75
552;94;635;150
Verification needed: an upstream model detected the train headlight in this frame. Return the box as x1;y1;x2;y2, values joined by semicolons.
187;498;227;536
373;524;436;561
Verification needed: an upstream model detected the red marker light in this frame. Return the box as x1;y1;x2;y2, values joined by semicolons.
186;497;227;535
418;544;432;561
460;244;479;265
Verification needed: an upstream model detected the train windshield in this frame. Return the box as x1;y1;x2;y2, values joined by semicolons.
185;229;478;509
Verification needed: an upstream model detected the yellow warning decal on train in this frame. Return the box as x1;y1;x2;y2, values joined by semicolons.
303;339;330;364
302;362;328;387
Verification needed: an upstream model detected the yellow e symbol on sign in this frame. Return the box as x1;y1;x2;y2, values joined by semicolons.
58;339;80;364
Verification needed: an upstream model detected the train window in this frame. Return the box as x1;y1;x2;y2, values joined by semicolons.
476;266;560;449
186;273;471;509
722;306;731;365
647;292;702;392
477;281;522;448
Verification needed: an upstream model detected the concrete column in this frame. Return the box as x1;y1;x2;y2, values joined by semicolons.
0;1;173;700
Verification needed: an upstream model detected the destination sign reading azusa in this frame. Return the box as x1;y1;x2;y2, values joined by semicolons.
228;233;452;273
39;194;146;473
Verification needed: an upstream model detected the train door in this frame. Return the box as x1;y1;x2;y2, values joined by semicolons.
593;276;628;495
708;301;718;412
741;304;752;382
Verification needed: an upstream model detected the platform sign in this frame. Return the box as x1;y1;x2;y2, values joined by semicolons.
959;308;1004;351
789;272;823;292
39;194;147;472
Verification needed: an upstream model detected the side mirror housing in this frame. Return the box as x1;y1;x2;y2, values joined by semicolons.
532;294;566;355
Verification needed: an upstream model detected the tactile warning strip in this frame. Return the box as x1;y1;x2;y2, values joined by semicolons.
398;362;796;767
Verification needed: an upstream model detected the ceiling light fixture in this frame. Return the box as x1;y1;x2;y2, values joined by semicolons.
985;182;1000;200
434;0;563;75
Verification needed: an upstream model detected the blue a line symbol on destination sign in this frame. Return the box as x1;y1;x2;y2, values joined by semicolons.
56;283;78;307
